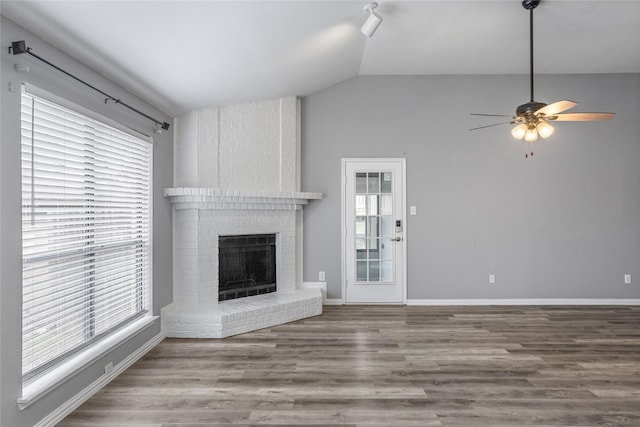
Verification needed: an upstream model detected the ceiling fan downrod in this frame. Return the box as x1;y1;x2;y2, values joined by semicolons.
523;0;540;103
515;0;544;120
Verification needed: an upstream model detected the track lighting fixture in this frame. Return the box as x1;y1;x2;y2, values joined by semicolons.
361;2;383;38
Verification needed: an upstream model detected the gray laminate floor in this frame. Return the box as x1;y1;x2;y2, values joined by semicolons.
58;305;640;426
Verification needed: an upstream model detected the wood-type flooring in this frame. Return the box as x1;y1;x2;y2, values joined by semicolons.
58;305;640;426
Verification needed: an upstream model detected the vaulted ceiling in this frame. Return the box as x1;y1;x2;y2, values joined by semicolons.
2;1;639;117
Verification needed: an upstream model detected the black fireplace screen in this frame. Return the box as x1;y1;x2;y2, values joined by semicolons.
218;234;277;301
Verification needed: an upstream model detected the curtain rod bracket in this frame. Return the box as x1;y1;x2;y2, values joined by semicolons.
10;40;170;131
10;40;29;55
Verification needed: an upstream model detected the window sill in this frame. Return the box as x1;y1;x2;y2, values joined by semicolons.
18;315;158;411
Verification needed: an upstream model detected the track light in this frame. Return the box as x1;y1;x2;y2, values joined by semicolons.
361;2;383;38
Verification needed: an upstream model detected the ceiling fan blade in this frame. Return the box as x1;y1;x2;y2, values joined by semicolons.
469;121;515;131
549;112;615;122
535;100;578;116
470;113;514;117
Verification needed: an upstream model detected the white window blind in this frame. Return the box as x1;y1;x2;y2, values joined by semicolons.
21;87;152;379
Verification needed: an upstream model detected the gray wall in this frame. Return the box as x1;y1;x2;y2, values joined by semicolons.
1;16;173;427
302;74;640;300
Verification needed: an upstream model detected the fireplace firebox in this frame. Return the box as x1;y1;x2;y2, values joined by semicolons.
218;234;277;301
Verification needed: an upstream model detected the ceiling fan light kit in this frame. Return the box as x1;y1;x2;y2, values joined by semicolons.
471;0;614;157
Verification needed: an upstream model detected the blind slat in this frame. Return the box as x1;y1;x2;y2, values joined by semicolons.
21;87;152;379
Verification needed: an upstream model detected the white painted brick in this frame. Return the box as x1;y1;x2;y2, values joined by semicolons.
198;106;219;188
166;98;326;339
162;290;322;338
174;138;198;187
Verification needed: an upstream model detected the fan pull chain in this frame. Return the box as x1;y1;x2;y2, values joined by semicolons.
524;141;534;159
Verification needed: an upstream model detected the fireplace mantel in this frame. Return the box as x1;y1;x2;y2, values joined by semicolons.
164;187;323;210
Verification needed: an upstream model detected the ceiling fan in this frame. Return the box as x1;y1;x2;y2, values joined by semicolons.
470;0;615;157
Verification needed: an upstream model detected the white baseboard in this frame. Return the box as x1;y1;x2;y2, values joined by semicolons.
301;281;327;302
320;298;640;307
35;332;165;427
407;298;640;306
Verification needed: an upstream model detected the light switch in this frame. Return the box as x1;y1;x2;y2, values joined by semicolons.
410;206;417;216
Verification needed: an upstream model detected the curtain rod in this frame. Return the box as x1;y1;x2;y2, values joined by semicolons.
9;40;170;131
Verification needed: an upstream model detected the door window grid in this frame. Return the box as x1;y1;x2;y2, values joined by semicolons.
354;172;393;283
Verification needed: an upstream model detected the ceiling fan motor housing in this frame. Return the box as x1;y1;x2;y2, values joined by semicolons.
516;101;547;120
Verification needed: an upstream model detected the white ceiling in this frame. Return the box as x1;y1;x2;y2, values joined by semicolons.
2;0;639;117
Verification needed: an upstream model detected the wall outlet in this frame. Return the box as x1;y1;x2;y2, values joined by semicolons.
319;271;325;281
410;206;417;216
489;274;495;284
624;274;632;284
104;361;114;375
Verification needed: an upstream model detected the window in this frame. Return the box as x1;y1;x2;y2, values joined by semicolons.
20;87;152;381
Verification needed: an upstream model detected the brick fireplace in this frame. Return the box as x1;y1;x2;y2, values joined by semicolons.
161;97;323;338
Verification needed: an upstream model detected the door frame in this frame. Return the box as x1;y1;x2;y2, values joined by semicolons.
341;158;407;305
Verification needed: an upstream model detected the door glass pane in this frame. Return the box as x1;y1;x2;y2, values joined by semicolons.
355;195;366;216
367;173;380;193
353;169;395;284
381;215;393;238
356;237;367;259
368;217;379;238
380;239;393;261
355;216;366;236
380;194;392;216
368;238;380;260
367;195;378;216
369;261;380;281
356;173;367;193
357;261;368;281
381;172;392;193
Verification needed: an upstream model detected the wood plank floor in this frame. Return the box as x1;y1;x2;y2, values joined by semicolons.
58;305;640;426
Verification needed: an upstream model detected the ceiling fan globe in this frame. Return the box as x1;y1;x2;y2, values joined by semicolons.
524;126;539;143
511;123;528;140
537;121;555;138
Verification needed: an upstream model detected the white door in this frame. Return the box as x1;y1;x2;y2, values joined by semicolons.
342;159;406;304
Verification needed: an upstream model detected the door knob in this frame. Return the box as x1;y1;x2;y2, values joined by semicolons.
390;237;402;242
